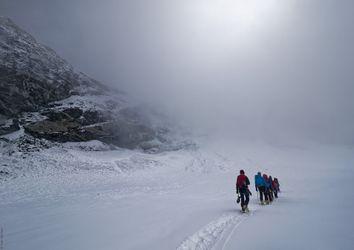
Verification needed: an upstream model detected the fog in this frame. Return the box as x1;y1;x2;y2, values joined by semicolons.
2;0;354;144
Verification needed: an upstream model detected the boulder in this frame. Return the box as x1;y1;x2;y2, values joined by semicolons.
0;118;20;135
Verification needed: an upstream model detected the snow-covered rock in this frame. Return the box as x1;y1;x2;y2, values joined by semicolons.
0;16;176;150
0;16;107;117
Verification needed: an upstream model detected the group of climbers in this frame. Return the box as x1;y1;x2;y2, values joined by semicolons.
254;172;280;205
236;170;280;212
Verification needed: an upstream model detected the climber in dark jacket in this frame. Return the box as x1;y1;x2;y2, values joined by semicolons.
269;176;274;201
263;174;272;204
236;169;251;212
273;178;280;198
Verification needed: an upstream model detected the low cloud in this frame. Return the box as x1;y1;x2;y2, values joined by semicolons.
1;0;354;144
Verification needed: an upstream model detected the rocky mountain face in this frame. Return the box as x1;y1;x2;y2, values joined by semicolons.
0;17;171;151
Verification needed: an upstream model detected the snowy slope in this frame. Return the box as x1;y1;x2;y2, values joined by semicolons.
1;137;353;250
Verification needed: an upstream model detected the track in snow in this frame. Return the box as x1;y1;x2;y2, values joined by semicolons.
177;207;256;250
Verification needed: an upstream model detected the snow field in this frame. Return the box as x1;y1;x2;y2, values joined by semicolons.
1;139;354;250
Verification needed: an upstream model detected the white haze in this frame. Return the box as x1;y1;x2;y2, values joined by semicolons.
1;0;354;145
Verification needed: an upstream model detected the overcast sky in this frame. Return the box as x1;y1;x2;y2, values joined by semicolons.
1;0;354;145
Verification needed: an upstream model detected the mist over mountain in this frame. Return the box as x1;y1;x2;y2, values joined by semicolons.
0;17;182;151
2;0;354;145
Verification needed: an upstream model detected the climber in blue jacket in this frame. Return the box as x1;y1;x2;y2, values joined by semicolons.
255;172;267;205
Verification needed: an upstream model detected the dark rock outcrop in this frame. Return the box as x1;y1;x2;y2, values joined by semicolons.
24;121;156;149
24;120;82;142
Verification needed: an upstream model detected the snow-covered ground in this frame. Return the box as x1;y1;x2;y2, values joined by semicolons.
1;136;354;250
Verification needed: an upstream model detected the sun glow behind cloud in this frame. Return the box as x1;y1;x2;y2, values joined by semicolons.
198;0;275;27
184;0;284;49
